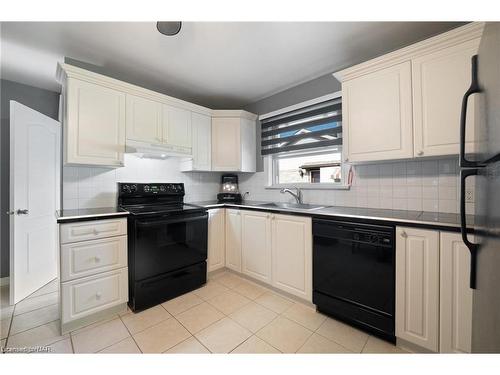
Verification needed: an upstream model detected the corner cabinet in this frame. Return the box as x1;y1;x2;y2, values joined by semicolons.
211;111;257;172
63;78;126;167
342;61;414;162
241;211;272;283
208;208;225;272
335;23;484;163
395;227;440;352
181;113;212;171
271;214;312;301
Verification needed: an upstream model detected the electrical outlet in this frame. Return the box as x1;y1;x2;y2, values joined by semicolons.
465;187;475;203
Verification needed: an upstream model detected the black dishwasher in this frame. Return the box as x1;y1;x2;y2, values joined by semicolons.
313;218;395;342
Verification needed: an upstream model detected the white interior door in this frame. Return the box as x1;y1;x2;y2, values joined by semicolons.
9;101;61;304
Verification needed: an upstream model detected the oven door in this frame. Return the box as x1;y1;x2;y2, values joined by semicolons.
133;212;208;281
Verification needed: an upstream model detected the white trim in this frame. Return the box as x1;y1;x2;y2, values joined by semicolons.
212;110;258;120
0;277;9;287
259;91;342;121
333;22;484;82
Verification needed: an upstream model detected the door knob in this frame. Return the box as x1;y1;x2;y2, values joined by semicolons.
417;150;424;156
16;209;29;215
400;230;408;238
5;211;15;215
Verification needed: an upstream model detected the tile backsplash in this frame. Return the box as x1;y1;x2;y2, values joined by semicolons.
237;157;474;214
62;154;222;209
63;154;473;214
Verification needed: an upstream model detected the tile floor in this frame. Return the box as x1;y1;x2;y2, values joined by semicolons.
0;272;407;354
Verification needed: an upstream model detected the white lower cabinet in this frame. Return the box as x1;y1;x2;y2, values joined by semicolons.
396;227;473;353
271;214;312;301
396;227;440;352
208;209;225;272
440;232;473;353
241;211;272;283
215;209;312;302
61;268;128;324
59;218;128;333
225;209;242;272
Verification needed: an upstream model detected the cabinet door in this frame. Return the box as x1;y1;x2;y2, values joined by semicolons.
212;117;241;171
126;94;162;144
271;214;312;301
343;61;413;162
225;209;242;272
240;118;256;172
191;113;212;170
66;78;125;167
439;232;473;353
412;39;480;157
395;227;439;352
208;209;225;272
241;210;272;284
162;105;192;150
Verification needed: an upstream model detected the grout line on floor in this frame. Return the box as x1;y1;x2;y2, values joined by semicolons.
8;318;60;337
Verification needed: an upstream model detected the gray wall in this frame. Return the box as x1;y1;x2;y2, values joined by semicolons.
244;72;341;115
0;79;60;278
243;72;341;172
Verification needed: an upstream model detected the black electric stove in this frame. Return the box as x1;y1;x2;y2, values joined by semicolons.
118;183;208;312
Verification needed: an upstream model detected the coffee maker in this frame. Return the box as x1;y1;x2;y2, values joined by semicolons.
217;174;242;203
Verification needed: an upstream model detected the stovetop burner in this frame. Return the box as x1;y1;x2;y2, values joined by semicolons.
117;182;205;216
122;203;205;216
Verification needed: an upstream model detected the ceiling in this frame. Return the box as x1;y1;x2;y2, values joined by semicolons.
1;22;465;108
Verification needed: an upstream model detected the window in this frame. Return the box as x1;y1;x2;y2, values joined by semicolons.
261;94;345;187
273;149;343;185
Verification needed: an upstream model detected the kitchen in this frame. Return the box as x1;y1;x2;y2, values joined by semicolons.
0;8;499;371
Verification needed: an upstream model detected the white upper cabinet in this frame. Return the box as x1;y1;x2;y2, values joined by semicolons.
412;38;480;157
439;232;473;353
395;227;440;352
241;211;272;283
180;112;211;171
212;117;241;171
126;94;162;144
342;61;413;162
334;23;484;163
64;78;126;167
163;105;192;151
211;111;257;172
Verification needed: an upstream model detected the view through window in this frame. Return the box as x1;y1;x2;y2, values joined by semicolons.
273;150;342;184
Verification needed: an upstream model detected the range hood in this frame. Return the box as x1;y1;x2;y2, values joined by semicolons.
125;140;192;159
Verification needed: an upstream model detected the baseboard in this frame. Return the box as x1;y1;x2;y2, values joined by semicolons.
0;277;9;287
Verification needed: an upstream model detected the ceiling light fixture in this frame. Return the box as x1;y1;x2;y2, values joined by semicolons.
156;22;182;36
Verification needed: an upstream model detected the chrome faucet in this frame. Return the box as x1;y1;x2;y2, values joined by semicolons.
280;187;302;204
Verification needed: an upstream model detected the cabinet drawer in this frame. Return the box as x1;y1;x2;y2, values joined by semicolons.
61;268;128;323
60;218;127;244
60;236;127;282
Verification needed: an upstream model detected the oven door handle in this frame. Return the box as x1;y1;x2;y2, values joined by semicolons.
136;214;207;227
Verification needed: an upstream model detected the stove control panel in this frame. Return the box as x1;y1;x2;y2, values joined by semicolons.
118;183;184;196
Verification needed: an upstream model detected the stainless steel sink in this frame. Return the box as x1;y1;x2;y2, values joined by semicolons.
256;202;325;211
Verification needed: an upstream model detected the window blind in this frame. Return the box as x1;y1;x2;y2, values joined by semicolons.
260;98;342;156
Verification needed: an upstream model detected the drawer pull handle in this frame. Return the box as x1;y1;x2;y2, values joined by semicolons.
94;256;101;262
96;292;102;299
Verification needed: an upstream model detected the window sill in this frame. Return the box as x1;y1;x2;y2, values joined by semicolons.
265;183;351;191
